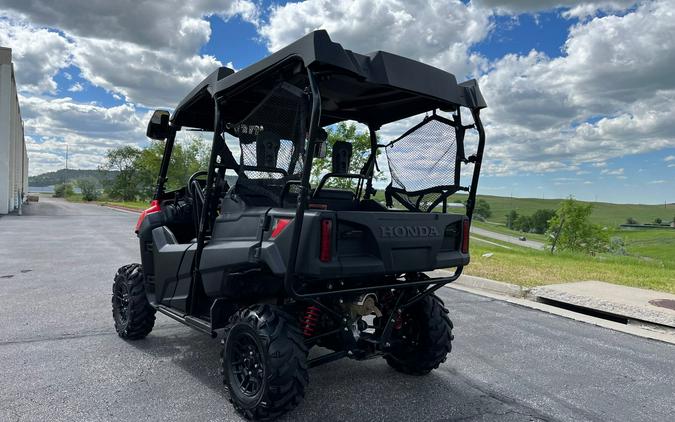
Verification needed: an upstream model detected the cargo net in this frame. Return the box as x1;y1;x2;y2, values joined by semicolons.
385;114;462;212
228;83;306;202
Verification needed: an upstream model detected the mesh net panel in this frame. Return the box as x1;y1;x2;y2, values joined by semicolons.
231;84;305;180
385;117;459;212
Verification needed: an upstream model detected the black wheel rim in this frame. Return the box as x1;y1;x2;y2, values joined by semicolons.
229;331;265;397
113;282;130;325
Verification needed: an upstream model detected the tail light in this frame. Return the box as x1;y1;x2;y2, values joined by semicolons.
270;218;292;238
461;218;470;254
319;219;332;262
135;200;161;233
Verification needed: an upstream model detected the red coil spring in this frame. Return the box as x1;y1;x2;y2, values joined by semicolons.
302;305;321;337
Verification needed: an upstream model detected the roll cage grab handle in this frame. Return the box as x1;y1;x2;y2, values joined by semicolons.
153;125;178;199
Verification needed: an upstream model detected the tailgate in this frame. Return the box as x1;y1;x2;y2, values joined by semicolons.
333;211;468;276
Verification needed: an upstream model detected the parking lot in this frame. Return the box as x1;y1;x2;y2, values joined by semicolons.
1;196;674;421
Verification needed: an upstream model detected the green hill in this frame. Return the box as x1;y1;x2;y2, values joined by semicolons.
476;194;675;227
29;169;118;187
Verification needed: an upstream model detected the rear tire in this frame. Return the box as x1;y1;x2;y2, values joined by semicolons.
384;294;453;375
111;263;155;340
222;305;308;420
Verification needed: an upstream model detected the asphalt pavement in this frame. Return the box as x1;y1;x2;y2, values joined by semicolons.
471;226;545;250
1;196;673;421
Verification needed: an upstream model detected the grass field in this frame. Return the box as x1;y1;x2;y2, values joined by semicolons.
619;229;675;269
475;194;675;227
63;193;148;211
465;234;675;293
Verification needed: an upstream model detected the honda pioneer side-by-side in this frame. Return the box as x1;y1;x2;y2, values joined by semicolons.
111;30;486;420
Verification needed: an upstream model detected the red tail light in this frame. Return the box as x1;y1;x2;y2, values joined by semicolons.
270;218;292;238
461;218;470;254
319;219;332;262
135;200;161;233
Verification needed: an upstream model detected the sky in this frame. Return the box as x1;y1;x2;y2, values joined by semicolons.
0;0;673;204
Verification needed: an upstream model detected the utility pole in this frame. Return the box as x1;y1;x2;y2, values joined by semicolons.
64;143;69;184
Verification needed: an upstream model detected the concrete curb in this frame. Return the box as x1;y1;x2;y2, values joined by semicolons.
431;271;530;298
101;204;142;214
434;271;675;345
446;282;675;345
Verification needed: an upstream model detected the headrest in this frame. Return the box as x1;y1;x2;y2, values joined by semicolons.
256;131;281;168
332;141;352;174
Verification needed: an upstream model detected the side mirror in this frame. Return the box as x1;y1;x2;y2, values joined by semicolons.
146;110;170;140
312;127;328;159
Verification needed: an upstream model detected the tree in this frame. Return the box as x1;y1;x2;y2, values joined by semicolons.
77;178;99;201
626;217;638;225
505;210;518;229
310;122;381;189
102;137;209;200
654;217;663;225
547;197;608;254
513;214;532;232
473;199;492;219
530;209;556;234
100;145;142;201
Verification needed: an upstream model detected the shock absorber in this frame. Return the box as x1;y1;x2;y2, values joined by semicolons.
302;305;321;337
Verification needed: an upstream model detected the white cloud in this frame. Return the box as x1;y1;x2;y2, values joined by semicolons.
665;155;675;162
648;179;666;184
601;168;624;175
0;1;257;52
67;82;83;92
0;19;71;93
258;0;492;78
473;0;636;18
20;95;147;174
1;1;258;105
478;0;675;175
71;37;222;107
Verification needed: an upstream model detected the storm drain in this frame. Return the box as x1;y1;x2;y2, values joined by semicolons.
535;297;629;324
649;299;675;311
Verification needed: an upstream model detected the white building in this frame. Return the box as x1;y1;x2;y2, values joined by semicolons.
0;47;28;214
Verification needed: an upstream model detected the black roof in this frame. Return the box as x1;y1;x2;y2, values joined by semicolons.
171;30;486;130
171;67;233;130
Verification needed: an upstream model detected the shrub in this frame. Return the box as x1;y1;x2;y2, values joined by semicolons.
53;183;74;198
78;178;99;201
609;237;627;255
626;217;638;225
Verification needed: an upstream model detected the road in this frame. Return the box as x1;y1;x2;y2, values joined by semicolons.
1;196;673;421
471;226;546;250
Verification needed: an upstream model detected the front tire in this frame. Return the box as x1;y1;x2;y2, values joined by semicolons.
111;263;155;340
384;294;453;375
222;305;308;420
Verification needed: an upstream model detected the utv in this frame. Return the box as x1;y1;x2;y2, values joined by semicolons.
112;30;486;420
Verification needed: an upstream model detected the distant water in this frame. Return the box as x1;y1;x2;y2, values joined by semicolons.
29;186;82;194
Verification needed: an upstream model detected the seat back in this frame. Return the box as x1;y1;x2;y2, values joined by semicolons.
256;131;281;168
332;141;352;174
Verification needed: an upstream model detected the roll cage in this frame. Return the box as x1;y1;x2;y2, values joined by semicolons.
150;30;486;304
